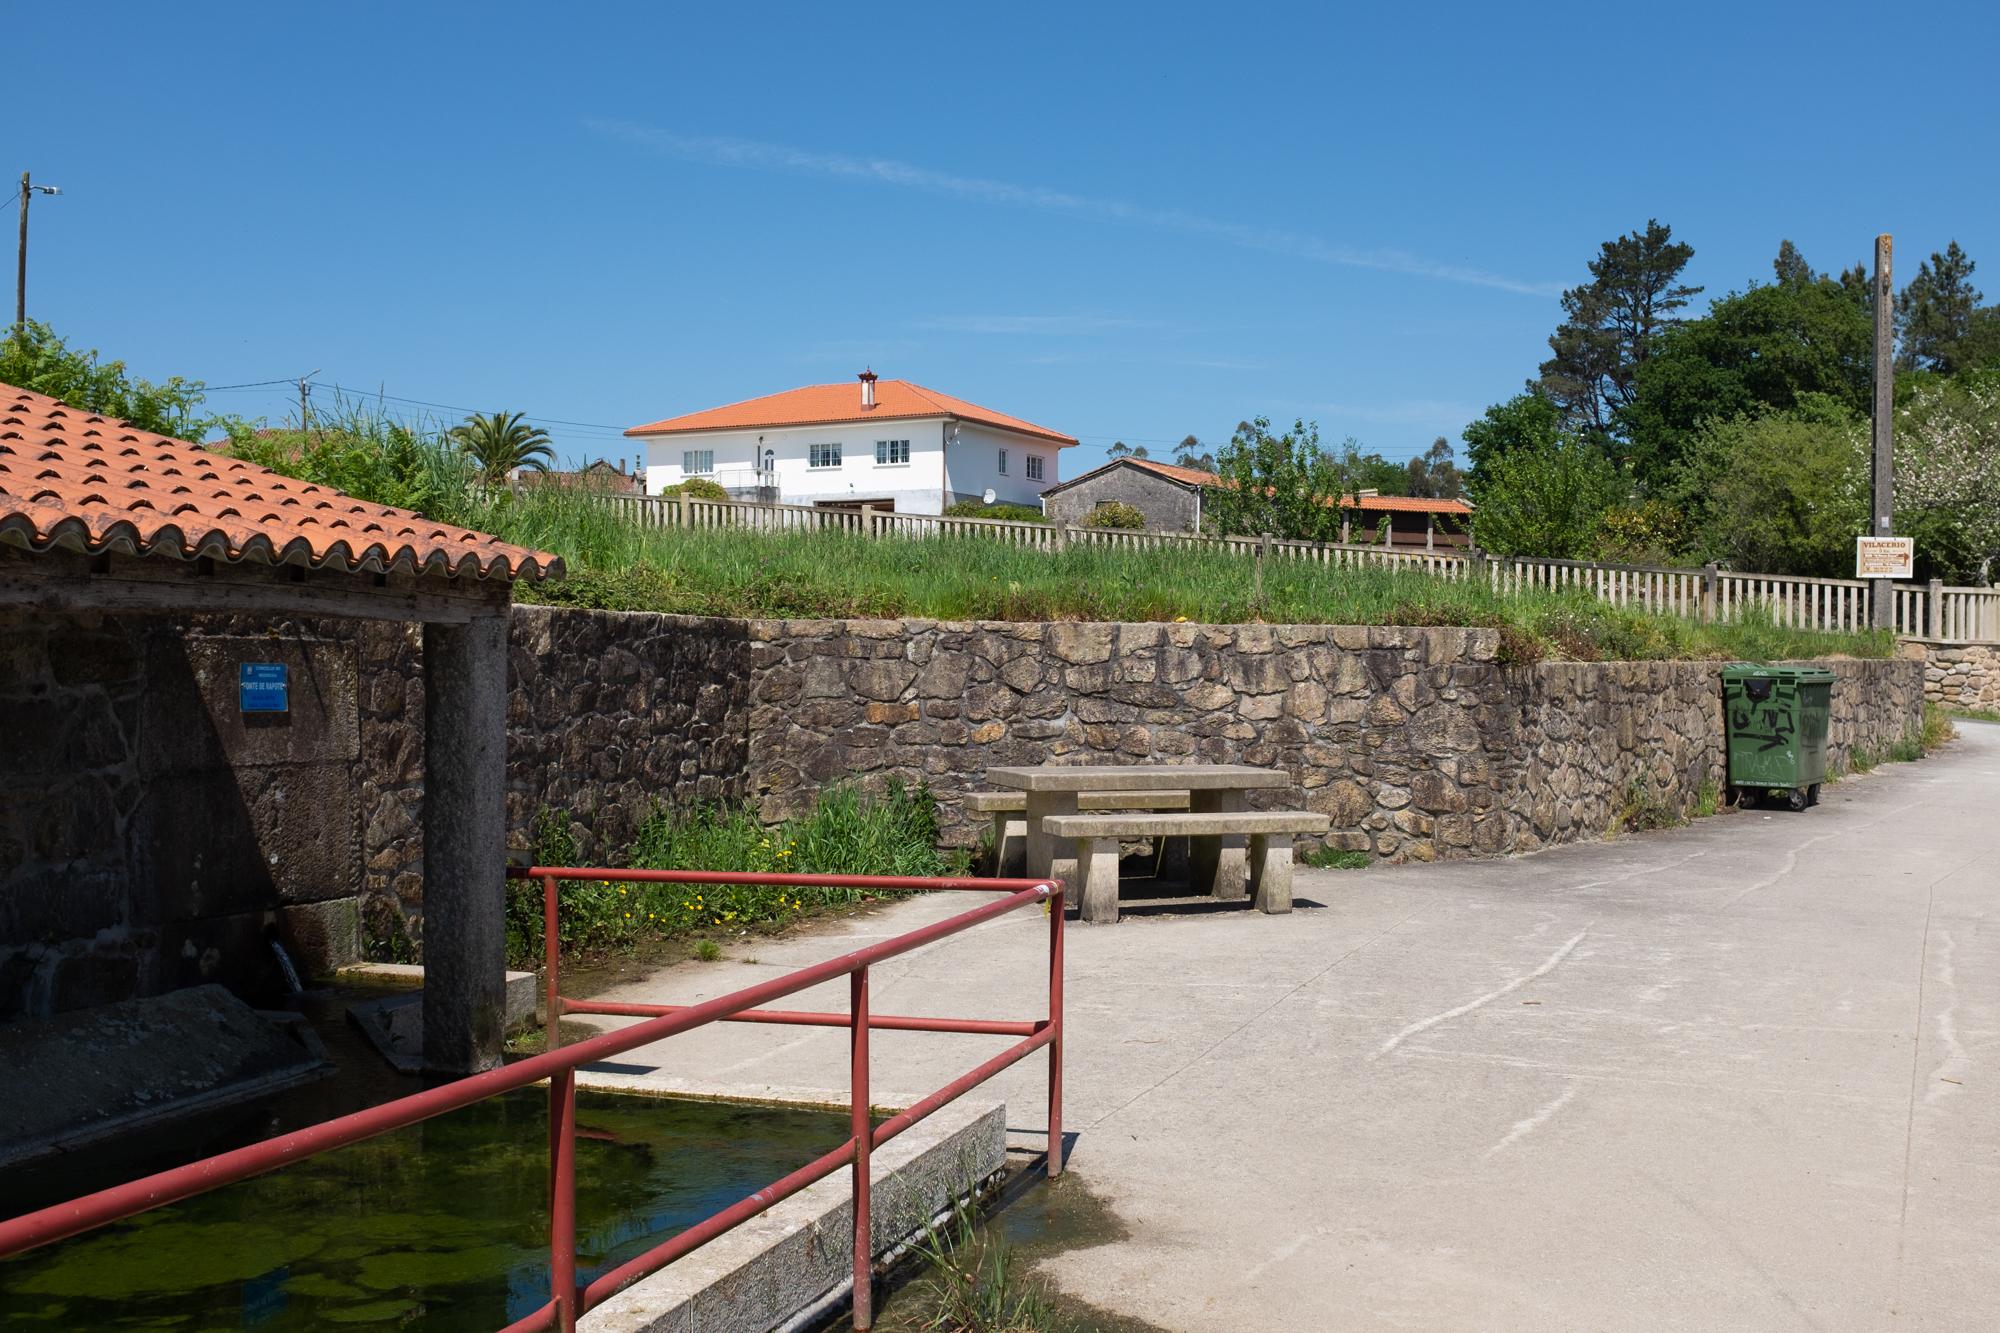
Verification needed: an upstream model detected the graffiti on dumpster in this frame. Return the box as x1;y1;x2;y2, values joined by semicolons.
1731;703;1795;752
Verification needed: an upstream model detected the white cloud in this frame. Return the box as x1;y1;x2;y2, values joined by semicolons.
584;120;1561;299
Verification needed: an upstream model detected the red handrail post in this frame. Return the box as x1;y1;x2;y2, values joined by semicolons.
850;965;874;1330
550;1065;579;1333
544;873;562;1199
543;873;562;1054
1047;879;1065;1179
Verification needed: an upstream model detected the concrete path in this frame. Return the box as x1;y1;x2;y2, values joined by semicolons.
578;724;2000;1331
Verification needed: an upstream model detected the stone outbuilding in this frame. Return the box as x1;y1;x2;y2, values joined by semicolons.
1039;457;1212;530
0;382;560;1071
1040;456;1474;548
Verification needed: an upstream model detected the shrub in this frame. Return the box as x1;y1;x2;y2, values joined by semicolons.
1082;501;1146;530
507;780;965;967
659;476;729;501
943;499;1047;523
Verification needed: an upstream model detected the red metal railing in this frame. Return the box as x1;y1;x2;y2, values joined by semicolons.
0;869;1065;1333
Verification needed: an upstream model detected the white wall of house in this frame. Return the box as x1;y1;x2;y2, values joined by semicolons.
943;422;1062;509
640;418;1065;513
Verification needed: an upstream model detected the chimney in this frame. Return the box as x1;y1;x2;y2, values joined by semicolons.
858;367;878;409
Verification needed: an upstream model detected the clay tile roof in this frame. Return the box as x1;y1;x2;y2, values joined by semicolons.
1064;458;1472;514
625;379;1078;447
1345;494;1473;515
0;382;561;582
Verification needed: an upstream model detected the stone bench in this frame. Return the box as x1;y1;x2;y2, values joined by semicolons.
966;790;1190;877
1041;810;1331;923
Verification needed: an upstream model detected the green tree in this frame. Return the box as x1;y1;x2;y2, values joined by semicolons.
1106;439;1150;460
1466;434;1624;558
1678;396;1868;576
1895;241;1985;374
1894;373;2000;583
1619;270;1873;486
1205;417;1349;541
449;410;555;484
1405;437;1463;499
1461;391;1563;481
1;320;215;438
1341;443;1409;496
1537;219;1702;439
1173;434;1217;473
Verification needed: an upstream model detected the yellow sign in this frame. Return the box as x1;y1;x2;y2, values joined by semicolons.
1855;536;1914;578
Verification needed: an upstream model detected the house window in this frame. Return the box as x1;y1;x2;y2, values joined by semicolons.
875;439;910;466
809;442;842;469
682;449;714;476
997;449;1008;476
1025;454;1045;481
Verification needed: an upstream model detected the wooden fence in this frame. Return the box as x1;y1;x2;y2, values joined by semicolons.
570;491;1998;642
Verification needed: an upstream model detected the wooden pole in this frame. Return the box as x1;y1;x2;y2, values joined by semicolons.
1871;233;1895;630
15;172;28;331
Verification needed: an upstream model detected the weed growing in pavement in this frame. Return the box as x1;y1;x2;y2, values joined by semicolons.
1300;845;1372;869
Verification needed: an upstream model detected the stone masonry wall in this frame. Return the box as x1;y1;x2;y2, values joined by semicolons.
1;612;368;1020
359;608;752;945
743;618;1926;861
1916;640;2000;712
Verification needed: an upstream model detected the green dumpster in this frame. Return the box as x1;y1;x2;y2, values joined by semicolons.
1721;664;1834;811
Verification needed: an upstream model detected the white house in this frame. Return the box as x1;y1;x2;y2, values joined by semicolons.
624;371;1077;513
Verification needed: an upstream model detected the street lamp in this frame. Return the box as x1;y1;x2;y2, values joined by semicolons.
17;172;63;329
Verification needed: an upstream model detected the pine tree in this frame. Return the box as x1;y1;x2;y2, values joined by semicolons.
1896;241;1984;373
1536;220;1702;440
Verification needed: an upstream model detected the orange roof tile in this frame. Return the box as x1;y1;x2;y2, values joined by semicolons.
1087;457;1472;513
625;379;1078;447
0;383;560;582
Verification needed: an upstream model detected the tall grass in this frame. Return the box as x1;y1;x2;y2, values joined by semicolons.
479;493;1887;663
506;780;964;967
217;410;1895;664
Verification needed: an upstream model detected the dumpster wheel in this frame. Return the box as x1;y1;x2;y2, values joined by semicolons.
1785;787;1809;813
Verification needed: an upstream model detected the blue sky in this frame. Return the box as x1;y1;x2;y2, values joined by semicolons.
14;2;2000;474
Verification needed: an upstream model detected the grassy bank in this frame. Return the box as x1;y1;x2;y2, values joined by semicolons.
465;487;1890;663
505;780;965;969
217;429;1894;663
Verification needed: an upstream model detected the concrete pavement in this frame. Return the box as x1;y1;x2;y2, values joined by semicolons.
577;723;2000;1331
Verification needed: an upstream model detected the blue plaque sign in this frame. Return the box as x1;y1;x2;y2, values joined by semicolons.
239;662;289;713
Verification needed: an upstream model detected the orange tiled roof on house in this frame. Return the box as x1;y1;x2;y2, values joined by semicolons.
625;379;1078;447
1122;457;1471;513
0;383;559;581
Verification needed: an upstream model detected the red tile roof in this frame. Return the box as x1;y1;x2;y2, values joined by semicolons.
626;379;1078;447
0;383;560;581
1122;458;1223;487
1121;457;1471;513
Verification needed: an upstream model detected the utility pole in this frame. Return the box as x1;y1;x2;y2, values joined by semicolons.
14;174;26;330
297;368;321;431
15;172;61;331
1871;233;1895;630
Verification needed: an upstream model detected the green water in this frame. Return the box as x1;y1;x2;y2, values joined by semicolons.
0;1091;855;1330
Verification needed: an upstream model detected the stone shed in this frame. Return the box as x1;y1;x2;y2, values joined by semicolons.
0;382;560;1071
1039;457;1210;531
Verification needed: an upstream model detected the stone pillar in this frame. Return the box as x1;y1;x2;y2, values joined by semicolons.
422;609;510;1074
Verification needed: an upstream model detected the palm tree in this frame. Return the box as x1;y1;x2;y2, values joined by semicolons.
450;411;555;485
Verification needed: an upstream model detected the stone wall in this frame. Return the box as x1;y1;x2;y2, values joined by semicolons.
1916;639;2000;712
1041;464;1200;531
1;612;367;1020
742;618;1926;861
4;603;1930;1018
359;609;752;946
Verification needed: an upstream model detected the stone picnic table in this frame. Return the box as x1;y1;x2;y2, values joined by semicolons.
983;764;1292;899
